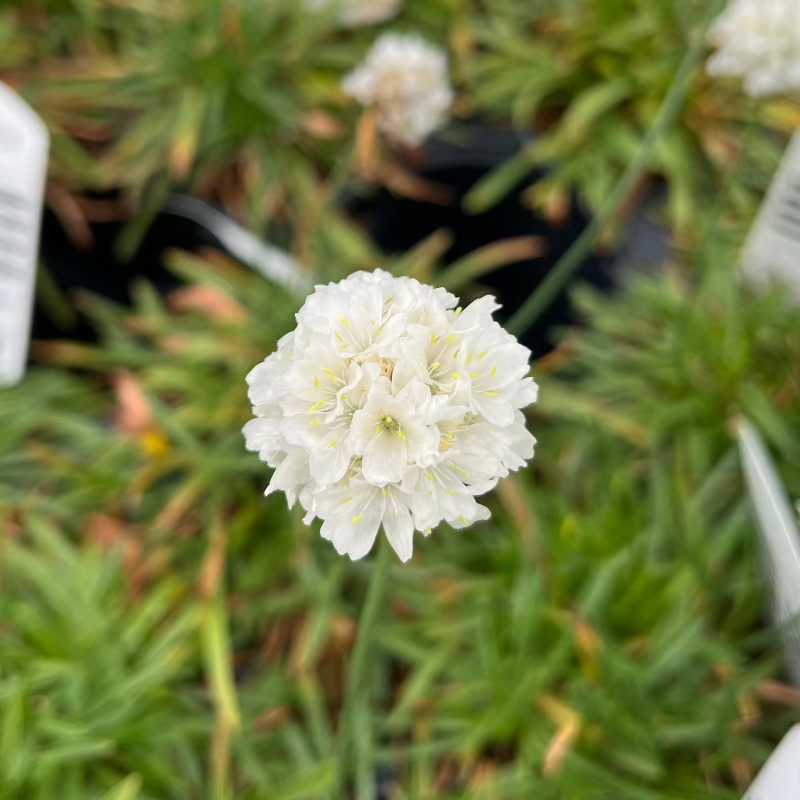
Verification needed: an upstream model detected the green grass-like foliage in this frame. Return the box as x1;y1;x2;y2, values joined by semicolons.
0;0;461;226
3;0;794;245
2;2;800;796
1;230;799;797
466;0;796;241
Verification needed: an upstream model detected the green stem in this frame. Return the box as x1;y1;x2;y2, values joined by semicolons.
339;537;393;797
506;0;725;339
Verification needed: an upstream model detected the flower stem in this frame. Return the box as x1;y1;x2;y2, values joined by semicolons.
506;0;725;339
339;536;393;796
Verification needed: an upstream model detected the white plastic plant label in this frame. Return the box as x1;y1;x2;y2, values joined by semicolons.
736;419;800;686
165;195;312;297
0;82;48;387
741;132;800;301
743;725;800;799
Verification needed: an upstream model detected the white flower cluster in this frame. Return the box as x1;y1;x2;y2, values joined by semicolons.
707;0;800;97
244;270;537;562
305;0;402;28
342;33;453;147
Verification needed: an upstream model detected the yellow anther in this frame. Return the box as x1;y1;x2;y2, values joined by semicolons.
309;401;325;412
455;307;462;315
339;317;352;327
382;489;387;497
447;334;456;344
451;465;470;478
469;373;481;379
322;369;335;376
467;352;473;364
328;440;337;448
341;497;353;505
340;344;351;351
459;516;468;525
492;366;498;378
430;362;440;371
376;425;383;435
431;334;437;345
398;432;407;440
427;474;434;481
445;490;457;496
315;377;319;389
352;515;364;525
335;332;344;343
478;351;489;360
310;420;321;427
484;392;499;397
453;373;461;380
385;416;393;424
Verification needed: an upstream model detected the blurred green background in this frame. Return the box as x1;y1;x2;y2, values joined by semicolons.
2;0;800;798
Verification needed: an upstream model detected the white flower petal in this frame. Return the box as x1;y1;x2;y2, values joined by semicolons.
342;33;453;147
245;269;538;560
318;482;385;560
306;0;402;29
707;0;800;97
471;393;515;428
383;487;415;562
448;503;491;529
243;409;282;457
363;432;407;485
265;448;309;508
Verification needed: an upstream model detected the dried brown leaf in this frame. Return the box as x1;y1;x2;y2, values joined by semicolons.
730;756;754;792
303;110;345;140
113;371;153;436
757;680;800;707
169;286;247;323
355;107;381;176
46;184;93;250
86;512;146;598
543;717;581;778
254;706;290;733
378;161;454;206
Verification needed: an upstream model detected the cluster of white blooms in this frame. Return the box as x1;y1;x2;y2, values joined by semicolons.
707;0;800;97
305;0;402;27
244;270;537;562
342;33;453;147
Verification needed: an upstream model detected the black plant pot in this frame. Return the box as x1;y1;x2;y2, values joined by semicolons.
34;201;217;342
343;124;669;358
34;193;308;346
34;127;669;358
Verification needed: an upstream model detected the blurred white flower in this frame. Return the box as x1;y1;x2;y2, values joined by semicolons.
244;270;538;562
707;0;800;97
342;33;453;147
306;0;402;27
